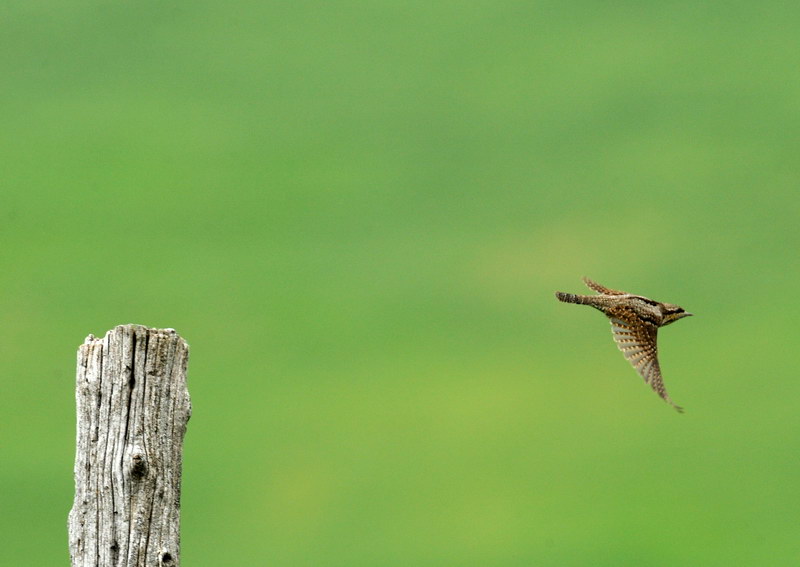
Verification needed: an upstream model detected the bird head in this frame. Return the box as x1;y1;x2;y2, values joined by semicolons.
661;303;692;325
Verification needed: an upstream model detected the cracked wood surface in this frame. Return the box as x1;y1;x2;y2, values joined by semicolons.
68;325;191;567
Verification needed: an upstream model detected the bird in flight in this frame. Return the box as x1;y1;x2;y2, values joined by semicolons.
555;277;692;412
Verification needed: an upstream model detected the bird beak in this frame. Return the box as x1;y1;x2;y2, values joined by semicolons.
684;312;693;317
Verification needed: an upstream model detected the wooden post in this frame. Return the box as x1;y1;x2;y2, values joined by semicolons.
68;325;192;567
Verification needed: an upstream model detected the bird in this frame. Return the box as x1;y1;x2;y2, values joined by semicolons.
555;277;692;412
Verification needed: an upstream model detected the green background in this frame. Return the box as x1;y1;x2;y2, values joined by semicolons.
3;2;799;565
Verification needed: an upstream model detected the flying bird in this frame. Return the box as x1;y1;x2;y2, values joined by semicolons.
555;277;692;412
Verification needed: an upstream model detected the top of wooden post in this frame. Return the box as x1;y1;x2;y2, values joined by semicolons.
69;324;191;567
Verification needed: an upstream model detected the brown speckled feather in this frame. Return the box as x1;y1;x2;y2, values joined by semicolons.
555;278;692;412
582;277;625;295
607;308;683;412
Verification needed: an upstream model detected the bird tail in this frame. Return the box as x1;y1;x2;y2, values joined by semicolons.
555;291;590;305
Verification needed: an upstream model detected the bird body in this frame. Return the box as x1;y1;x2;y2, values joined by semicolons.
555;278;692;412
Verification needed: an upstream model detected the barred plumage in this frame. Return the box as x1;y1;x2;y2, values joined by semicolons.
555;277;692;412
555;292;585;304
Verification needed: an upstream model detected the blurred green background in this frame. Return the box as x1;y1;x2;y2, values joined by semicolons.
2;2;799;565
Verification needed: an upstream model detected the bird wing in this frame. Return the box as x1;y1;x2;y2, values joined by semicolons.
608;311;683;412
583;277;626;295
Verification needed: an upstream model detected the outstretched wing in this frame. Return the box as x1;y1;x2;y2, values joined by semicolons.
608;311;683;412
583;277;626;295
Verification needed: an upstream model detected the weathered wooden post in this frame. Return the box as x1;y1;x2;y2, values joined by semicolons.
68;325;191;567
